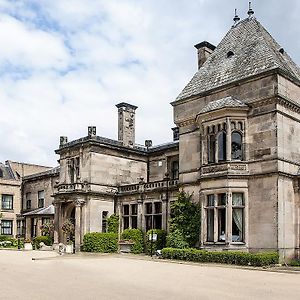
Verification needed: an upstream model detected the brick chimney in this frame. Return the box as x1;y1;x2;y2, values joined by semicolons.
116;102;138;147
194;41;216;69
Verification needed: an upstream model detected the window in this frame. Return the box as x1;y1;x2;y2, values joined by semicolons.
122;204;138;229
205;193;245;244
145;202;162;231
102;211;108;233
25;192;31;210
17;220;25;236
0;169;3;177
208;135;216;163
123;204;130;230
171;161;179;179
2;194;13;210
69;157;80;183
1;220;13;235
232;193;244;242
217;131;227;161
38;191;45;208
231;131;243;160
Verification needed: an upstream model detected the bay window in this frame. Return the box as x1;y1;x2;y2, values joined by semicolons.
205;192;245;244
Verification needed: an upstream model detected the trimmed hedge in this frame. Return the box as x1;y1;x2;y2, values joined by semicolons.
33;236;53;249
83;233;118;253
145;229;166;255
161;248;279;267
121;229;144;254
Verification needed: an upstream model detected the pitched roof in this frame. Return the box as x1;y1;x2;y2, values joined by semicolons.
0;162;15;180
175;16;300;102
23;205;55;216
200;96;247;114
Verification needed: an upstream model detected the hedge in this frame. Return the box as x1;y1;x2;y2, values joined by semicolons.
145;229;166;255
121;229;144;254
161;248;279;267
83;233;118;253
33;236;53;249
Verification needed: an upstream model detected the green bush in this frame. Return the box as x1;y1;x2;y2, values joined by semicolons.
145;229;166;255
0;236;19;248
107;214;119;234
166;229;189;249
161;248;279;267
169;191;200;248
121;229;144;254
289;259;300;267
83;233;118;253
33;236;53;249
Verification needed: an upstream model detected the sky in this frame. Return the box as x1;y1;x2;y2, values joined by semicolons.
0;0;300;166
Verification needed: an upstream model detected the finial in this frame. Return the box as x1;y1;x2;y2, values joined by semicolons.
233;9;240;24
248;2;254;17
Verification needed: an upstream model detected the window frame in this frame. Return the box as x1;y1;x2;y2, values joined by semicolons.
1;220;13;235
204;192;245;245
1;194;13;210
38;190;45;208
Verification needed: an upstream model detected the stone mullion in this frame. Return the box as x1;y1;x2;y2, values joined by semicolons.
226;118;231;161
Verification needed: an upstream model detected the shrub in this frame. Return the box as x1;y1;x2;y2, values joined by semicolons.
145;229;166;255
0;236;18;248
40;220;54;236
289;259;300;267
169;191;200;247
107;214;119;234
83;233;118;253
121;229;144;254
166;229;189;249
33;236;53;249
161;248;279;267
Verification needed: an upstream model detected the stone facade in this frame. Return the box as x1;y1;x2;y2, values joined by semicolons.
0;161;52;237
2;13;300;262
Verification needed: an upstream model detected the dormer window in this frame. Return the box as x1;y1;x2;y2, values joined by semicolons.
279;48;284;54
227;51;234;58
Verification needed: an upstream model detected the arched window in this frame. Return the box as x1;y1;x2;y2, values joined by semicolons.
231;131;243;160
208;135;216;163
218;131;227;161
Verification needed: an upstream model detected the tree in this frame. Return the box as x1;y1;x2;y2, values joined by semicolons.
168;190;200;248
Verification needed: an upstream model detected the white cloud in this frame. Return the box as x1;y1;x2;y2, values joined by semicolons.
0;0;299;166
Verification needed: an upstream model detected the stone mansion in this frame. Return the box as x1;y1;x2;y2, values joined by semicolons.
1;12;300;261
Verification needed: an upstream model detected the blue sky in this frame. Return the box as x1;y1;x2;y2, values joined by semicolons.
0;0;300;166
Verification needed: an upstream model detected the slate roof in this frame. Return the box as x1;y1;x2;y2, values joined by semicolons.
23;166;60;181
200;96;248;114
0;163;15;180
23;204;55;216
175;16;300;102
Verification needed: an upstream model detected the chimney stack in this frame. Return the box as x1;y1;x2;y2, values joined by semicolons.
116;102;138;147
194;41;216;69
88;126;96;138
60;136;68;147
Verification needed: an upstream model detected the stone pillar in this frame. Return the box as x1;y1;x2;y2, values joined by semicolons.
53;202;60;245
137;200;143;229
162;198;167;231
25;217;31;240
75;200;83;252
36;218;42;236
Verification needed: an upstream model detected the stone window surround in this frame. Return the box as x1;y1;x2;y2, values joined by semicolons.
201;187;249;247
1;194;14;211
38;190;45;208
1;219;13;235
122;203;138;230
202;117;247;165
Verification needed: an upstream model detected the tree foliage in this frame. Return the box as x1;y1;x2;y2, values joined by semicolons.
169;190;200;248
107;214;119;234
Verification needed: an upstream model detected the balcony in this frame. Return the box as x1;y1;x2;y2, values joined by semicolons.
55;182;91;194
118;179;179;195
